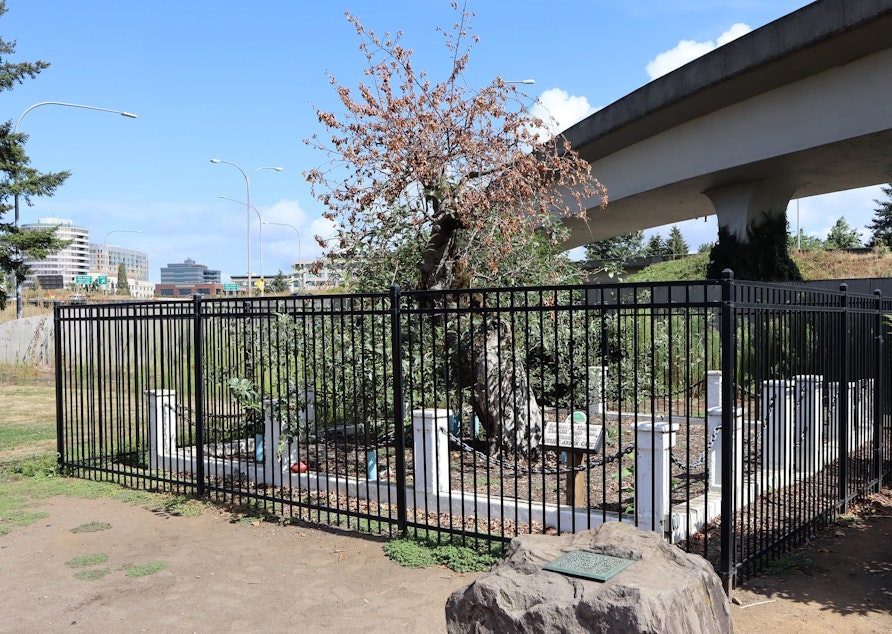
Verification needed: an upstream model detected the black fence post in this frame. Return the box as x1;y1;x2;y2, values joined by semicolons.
873;290;884;490
838;284;849;506
54;301;65;469
193;294;206;496
718;269;736;594
390;285;408;535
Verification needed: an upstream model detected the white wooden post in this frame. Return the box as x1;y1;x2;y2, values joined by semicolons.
857;379;873;441
763;380;794;476
635;420;678;534
413;409;450;495
587;366;607;420
831;381;862;450
706;370;721;412
706;371;723;490
793;375;823;472
706;371;744;509
146;389;177;470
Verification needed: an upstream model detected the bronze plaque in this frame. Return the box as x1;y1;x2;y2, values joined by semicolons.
543;550;636;582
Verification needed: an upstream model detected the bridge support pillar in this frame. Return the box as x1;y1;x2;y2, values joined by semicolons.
705;178;800;241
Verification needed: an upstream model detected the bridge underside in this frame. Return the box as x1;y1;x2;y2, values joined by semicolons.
560;128;892;250
558;1;892;250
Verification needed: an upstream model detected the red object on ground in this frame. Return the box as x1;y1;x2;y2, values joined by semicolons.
290;461;309;473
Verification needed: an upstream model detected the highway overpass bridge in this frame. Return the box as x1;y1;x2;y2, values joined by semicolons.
559;0;892;250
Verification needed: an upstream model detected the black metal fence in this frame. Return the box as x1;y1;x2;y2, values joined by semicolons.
54;272;892;589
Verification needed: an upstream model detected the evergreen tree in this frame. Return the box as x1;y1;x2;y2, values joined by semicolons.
116;262;130;296
824;217;862;250
866;183;892;248
666;226;689;257
644;233;668;257
268;270;290;294
787;228;824;251
0;1;71;311
584;232;644;263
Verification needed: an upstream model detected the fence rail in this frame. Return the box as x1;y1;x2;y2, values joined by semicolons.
55;273;892;589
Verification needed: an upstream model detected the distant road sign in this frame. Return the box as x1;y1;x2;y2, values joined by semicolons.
74;275;92;284
223;283;239;292
97;276;108;285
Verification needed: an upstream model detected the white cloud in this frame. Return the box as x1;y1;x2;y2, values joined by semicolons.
646;23;751;80
528;88;598;136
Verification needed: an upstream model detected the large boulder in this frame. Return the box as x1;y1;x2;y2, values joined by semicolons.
445;521;730;634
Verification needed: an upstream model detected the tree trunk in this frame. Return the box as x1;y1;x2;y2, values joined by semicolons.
470;317;543;459
419;211;460;291
420;209;543;458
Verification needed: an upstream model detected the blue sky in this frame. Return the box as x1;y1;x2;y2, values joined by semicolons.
4;0;886;283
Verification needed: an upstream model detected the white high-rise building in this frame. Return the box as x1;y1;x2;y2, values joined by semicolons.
21;218;90;289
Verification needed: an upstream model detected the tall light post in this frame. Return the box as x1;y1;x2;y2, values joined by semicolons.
103;229;142;293
262;221;302;291
210;159;283;296
219;196;265;295
12;101;138;318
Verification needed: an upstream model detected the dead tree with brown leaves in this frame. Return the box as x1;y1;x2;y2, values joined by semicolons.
305;3;606;456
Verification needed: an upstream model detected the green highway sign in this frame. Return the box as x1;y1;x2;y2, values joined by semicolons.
97;276;108;284
74;275;92;284
223;283;239;292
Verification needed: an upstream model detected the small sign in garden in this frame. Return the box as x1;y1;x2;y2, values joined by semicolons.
543;412;603;452
542;412;604;507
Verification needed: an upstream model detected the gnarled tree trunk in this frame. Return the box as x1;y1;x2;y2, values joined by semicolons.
470;317;543;459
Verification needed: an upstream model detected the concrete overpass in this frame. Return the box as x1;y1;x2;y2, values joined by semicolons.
559;0;892;249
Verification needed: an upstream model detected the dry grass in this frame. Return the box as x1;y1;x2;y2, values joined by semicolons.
792;249;892;280
0;302;54;325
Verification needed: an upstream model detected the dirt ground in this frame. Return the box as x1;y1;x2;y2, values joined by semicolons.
0;491;889;633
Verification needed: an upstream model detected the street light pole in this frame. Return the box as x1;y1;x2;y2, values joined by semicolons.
262;221;302;291
210;160;283;296
103;229;142;294
12;101;138;318
219;196;265;295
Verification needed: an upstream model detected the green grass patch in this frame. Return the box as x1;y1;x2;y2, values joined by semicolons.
383;529;505;573
65;553;109;568
834;513;862;527
154;496;206;517
74;568;111;581
71;521;112;533
0;509;49;536
0;418;56;451
123;561;168;577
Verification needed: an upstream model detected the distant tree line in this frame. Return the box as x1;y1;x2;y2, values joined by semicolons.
585;183;892;271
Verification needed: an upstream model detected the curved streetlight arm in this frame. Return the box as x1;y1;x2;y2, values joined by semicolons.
219;195;265;286
11;100;137;319
262;221;303;285
15;101;138;133
210;160;283;296
219;195;262;220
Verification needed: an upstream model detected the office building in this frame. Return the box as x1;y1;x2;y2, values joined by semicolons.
89;244;150;283
159;258;222;285
21;218;90;289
